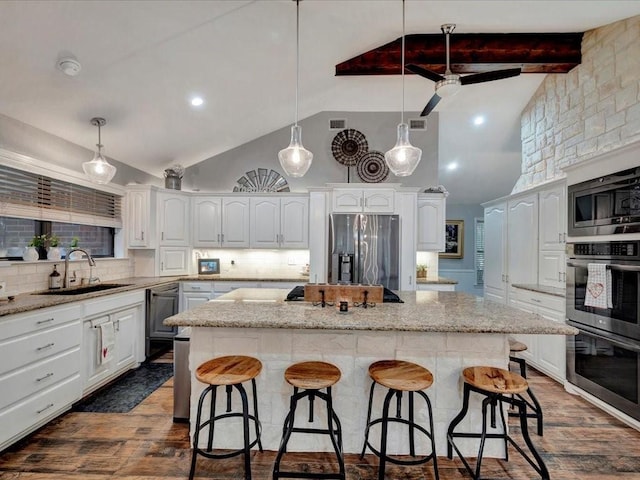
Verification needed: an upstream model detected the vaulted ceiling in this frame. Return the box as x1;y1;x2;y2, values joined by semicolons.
0;1;639;204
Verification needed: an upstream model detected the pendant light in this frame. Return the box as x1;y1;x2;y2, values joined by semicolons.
384;0;422;177
82;117;116;184
278;0;313;178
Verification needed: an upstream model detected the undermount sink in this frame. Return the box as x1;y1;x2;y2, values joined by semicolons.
33;283;133;296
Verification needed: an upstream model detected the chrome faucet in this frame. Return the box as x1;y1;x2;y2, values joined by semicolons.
64;248;96;288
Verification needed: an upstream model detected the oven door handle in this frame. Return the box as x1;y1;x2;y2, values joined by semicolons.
568;321;640;352
566;262;640;272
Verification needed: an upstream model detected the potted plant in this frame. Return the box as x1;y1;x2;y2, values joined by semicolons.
47;234;62;261
68;236;82;260
24;234;47;261
416;264;428;279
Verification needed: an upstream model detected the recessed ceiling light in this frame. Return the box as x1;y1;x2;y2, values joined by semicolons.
190;96;204;107
473;115;485;126
447;162;458;171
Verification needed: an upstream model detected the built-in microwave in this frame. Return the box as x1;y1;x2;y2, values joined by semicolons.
568;166;640;236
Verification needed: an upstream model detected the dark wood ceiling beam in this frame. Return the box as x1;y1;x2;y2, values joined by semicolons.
335;32;583;76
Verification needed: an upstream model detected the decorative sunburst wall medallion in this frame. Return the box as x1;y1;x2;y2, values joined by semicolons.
233;168;290;192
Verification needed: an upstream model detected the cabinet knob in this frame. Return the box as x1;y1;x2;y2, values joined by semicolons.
36;403;55;415
36;342;55;351
36;317;55;325
141;231;144;241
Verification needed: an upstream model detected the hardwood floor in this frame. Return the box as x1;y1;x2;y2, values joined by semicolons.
2;365;640;479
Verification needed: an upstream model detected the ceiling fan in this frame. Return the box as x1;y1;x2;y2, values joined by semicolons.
406;24;522;116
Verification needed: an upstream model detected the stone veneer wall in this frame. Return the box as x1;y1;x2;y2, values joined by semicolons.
515;15;640;191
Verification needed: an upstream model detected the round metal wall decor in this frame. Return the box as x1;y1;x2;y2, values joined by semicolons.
331;129;368;166
356;151;389;183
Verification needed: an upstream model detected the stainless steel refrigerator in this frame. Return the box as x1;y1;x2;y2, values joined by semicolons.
328;213;400;289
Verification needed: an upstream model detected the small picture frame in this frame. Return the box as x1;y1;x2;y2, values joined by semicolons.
440;220;464;259
198;258;220;275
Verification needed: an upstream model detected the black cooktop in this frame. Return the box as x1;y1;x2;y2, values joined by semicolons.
285;285;403;303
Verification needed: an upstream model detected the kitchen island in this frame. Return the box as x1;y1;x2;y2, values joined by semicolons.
165;288;576;456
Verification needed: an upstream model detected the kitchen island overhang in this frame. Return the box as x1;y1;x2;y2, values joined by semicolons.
165;289;576;457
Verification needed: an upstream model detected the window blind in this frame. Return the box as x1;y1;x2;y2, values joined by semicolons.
0;164;122;228
475;218;485;285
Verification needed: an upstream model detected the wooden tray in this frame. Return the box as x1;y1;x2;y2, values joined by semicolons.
303;284;383;304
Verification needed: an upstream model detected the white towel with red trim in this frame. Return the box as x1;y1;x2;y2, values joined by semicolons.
584;263;612;309
99;322;115;364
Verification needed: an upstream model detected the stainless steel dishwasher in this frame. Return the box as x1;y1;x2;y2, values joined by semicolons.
173;327;191;422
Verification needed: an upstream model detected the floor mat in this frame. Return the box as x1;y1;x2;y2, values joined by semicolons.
74;363;173;413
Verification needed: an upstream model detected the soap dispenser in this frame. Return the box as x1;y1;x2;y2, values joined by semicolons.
49;264;61;290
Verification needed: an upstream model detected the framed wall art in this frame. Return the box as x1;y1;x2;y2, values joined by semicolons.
440;220;464;259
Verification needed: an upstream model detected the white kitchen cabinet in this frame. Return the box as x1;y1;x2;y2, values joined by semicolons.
126;185;156;248
82;291;145;395
158;191;190;246
113;307;137;371
538;182;567;288
250;196;309;249
159;246;190;276
483;202;507;303
510;288;566;383
180;281;214;312
507;194;539;288
222;197;250;247
192;197;223;247
192;196;250;248
416;193;446;251
332;188;395;213
538;183;566;251
0;304;83;451
483;192;538;305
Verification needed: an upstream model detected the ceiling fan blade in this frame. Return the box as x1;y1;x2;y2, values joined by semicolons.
420;93;442;117
460;68;522;85
405;64;445;83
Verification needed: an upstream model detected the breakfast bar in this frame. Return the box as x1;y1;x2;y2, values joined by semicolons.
165;288;577;457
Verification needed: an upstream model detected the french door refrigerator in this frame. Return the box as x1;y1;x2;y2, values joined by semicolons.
328;213;400;289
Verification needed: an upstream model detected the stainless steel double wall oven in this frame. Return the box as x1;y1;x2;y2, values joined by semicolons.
566;240;640;420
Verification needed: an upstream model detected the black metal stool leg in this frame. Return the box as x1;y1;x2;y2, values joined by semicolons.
190;385;213;480
234;383;252;480
273;389;299;479
378;388;396;480
206;386;218;451
408;391;416;457
447;382;471;459
360;380;376;459
326;386;346;479
251;378;263;451
516;400;550;480
417;390;440;480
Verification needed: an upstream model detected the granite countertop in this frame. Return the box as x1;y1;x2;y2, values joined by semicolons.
0;275;310;318
416;276;458;285
0;277;182;317
511;283;566;297
164;288;577;335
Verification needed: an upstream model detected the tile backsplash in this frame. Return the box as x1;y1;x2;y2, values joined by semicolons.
193;249;309;278
0;258;135;296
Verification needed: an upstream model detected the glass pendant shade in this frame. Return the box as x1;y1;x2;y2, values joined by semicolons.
278;125;313;178
385;123;422;177
83;147;116;184
83;117;116;184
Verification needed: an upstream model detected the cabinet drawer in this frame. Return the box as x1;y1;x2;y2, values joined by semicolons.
0;348;80;410
527;291;565;313
0;304;82;341
0;374;81;449
0;321;81;376
182;281;213;292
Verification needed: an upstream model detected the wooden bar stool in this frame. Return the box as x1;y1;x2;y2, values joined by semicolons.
447;366;549;480
509;338;544;435
189;355;263;480
273;361;345;480
360;360;439;480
